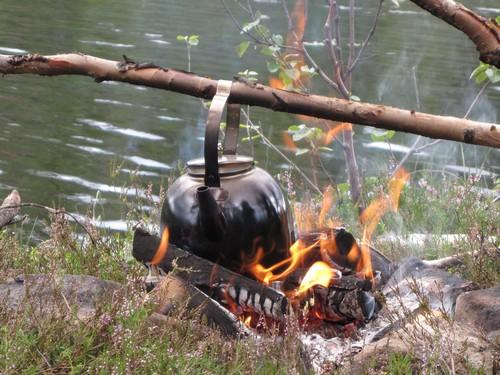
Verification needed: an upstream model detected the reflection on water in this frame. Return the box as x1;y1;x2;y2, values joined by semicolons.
0;0;498;236
362;142;429;156
30;170;160;202
76;118;165;140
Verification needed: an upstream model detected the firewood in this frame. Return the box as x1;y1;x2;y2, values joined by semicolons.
151;274;251;338
132;228;289;320
0;190;21;228
133;228;383;325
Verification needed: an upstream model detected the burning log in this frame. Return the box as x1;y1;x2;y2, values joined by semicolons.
133;228;289;320
133;228;383;330
151;274;251;338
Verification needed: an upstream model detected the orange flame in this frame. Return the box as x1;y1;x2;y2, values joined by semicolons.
282;131;297;151
248;239;319;284
318;185;335;228
269;77;285;89
358;167;410;279
322;123;353;145
151;227;169;265
243;315;252;326
389;167;410;212
296;261;334;296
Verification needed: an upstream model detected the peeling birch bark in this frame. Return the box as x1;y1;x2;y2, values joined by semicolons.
0;53;499;148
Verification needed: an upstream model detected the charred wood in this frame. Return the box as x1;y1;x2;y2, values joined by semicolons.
151;274;251;338
133;228;289;320
133;228;383;326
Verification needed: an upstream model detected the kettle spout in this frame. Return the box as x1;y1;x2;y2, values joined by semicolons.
196;185;226;241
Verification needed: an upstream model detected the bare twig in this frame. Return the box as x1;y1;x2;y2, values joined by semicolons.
0;203;99;245
241;108;323;196
346;0;384;76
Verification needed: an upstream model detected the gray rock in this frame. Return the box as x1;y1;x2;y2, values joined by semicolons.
0;274;122;319
382;256;476;314
455;286;500;336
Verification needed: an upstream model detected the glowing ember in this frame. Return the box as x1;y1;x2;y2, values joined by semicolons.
243;315;252;327
150;227;169;265
296;261;335;296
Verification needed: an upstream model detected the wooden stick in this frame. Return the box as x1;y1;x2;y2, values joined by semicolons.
152;274;251;338
0;53;498;148
132;228;289;320
410;0;500;68
0;190;20;228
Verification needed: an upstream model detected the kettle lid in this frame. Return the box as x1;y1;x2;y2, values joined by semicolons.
187;155;254;177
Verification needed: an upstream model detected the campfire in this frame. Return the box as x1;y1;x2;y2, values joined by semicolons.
132;168;410;339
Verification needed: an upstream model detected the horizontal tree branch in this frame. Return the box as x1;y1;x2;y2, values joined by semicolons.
0;53;499;148
410;0;500;68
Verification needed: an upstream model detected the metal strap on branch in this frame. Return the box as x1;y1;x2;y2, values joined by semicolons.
204;80;240;187
223;103;240;155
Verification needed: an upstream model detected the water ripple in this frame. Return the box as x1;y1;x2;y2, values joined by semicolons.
29;170;160;202
120;168;160;177
79;40;135;48
157;115;182;122
77;118;165;141
150;39;171;45
0;46;27;54
123;155;171;170
71;135;103;144
94;98;134;107
363;141;429;155
66;143;115;156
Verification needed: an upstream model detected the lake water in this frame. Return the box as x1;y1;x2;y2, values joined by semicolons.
0;0;498;236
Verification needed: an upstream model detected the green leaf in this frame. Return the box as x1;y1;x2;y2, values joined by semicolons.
350;95;361;101
255;24;271;39
272;34;284;45
260;46;274;56
188;35;199;46
370;129;395;141
337;182;350;194
284;69;297;80
485;66;500;84
496;16;500;24
289;124;311;141
242;134;262;142
236;41;250;58
317;146;334;152
295;148;309;156
176;35;187;41
242;18;260;33
266;60;279;73
288;125;302;132
299;65;316;76
470;62;488;81
475;70;488;84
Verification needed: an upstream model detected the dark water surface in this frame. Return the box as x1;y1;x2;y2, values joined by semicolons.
0;1;498;234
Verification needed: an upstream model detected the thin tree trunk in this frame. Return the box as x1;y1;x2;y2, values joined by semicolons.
0;53;498;148
410;0;500;68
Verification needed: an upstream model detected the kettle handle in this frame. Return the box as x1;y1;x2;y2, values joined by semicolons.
204;80;240;187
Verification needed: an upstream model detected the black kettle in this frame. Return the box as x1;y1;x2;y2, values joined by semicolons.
161;80;294;273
